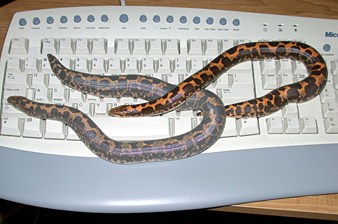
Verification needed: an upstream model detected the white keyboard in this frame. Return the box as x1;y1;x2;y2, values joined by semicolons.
1;6;338;212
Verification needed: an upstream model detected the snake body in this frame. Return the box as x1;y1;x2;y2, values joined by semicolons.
107;41;328;118
8;74;225;164
8;41;327;164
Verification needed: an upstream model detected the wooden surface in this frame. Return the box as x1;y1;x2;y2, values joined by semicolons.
0;0;338;220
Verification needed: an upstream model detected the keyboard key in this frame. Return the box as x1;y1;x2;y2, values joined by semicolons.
92;38;107;54
59;38;74;54
278;59;293;74
3;84;26;98
260;59;277;74
48;87;66;103
58;57;72;69
6;58;23;72
65;88;83;102
279;72;295;86
5;72;27;85
115;38;130;54
9;37;29;54
158;58;171;73
331;59;338;75
90;102;109;116
23;117;43;138
107;57;121;73
91;57;105;73
173;117;192;135
284;117;300;134
220;87;255;104
44;120;65;139
205;39;219;55
46;73;64;88
1;117;21;136
174;58;187;73
30;72;45;87
232;72;254;88
163;73;179;84
24;57;39;73
33;87;49;102
165;39;180;55
237;118;259;136
132;38;146;55
292;60;307;74
188;39;203;55
262;74;278;89
66;125;80;140
140;58;154;73
282;104;299;118
41;38;57;55
124;58;138;73
221;117;237;137
215;73;233;88
75;38;90;54
148;39;162;54
320;86;336;103
190;58;204;73
300;117;317;134
221;39;233;51
324;116;338;133
2;102;23;116
322;101;338;118
75;57;89;72
266;117;284;134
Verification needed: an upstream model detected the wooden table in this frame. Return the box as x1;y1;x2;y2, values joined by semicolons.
0;0;337;220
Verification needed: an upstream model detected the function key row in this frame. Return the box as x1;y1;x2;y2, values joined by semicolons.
10;37;248;56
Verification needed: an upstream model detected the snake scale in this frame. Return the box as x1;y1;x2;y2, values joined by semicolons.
8;41;328;164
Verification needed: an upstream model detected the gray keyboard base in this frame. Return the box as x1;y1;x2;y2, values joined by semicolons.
1;145;338;213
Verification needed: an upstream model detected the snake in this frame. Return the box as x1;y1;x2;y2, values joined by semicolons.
107;41;328;118
7;67;226;164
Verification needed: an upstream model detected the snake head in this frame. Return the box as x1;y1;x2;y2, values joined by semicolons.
7;96;30;110
109;105;144;117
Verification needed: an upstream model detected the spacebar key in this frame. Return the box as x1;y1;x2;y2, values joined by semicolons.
91;117;170;140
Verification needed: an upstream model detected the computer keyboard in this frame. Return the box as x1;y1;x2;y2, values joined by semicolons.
1;6;338;212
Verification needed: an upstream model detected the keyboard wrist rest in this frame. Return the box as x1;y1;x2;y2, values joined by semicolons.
1;145;337;213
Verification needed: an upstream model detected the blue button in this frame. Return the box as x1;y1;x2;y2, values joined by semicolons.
87;15;95;22
180;16;187;24
119;14;129;23
60;16;68;24
101;14;109;22
233;19;240;26
193;16;200;24
74;15;81;23
33;17;40;25
219;18;227;25
206;17;214;25
139;15;147;22
153;15;160;23
19;18;27;26
323;44;331;52
166;15;174;23
46;16;54;25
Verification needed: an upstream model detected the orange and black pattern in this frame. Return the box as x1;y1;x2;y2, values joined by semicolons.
108;41;328;118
